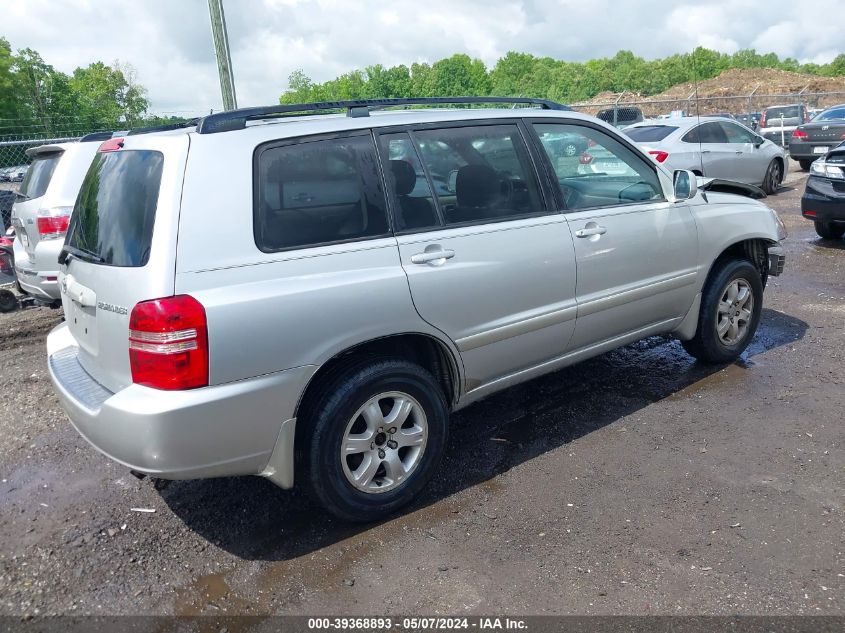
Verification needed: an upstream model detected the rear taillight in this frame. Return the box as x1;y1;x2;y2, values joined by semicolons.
792;129;808;141
579;152;593;164
648;150;669;163
759;112;767;128
129;295;208;390
803;210;817;218
36;208;72;239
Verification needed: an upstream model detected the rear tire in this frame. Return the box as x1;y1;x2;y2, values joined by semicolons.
682;259;763;364
300;358;449;522
814;221;845;240
798;159;813;171
762;159;782;195
0;289;17;313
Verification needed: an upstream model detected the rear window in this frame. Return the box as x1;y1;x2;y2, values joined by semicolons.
19;153;61;199
66;150;163;267
765;106;801;120
624;126;678;142
254;135;389;251
816;108;845;122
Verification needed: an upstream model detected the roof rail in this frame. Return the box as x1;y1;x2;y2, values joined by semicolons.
126;118;200;136
195;97;569;134
79;131;115;143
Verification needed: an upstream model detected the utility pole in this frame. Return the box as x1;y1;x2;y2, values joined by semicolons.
207;0;238;111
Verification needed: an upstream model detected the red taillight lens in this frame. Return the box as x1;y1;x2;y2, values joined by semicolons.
792;129;808;140
648;150;669;163
579;152;593;164
99;137;125;152
759;112;767;128
129;295;208;390
36;215;70;239
803;210;817;218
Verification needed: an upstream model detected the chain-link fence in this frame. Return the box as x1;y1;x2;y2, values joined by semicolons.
568;90;845;132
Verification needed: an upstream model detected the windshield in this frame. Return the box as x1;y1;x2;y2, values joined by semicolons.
19;153;62;199
624;126;678;142
65;150;163;267
815;107;845;122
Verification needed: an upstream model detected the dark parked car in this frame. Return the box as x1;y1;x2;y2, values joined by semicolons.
801;141;845;239
736;112;761;131
789;104;845;170
0;189;16;231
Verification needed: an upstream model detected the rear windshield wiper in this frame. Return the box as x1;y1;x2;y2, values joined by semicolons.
59;244;105;266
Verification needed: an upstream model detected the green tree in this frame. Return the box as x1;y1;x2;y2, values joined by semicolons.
69;61;148;128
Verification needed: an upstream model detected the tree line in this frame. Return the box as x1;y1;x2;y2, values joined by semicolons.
0;37;151;137
281;47;845;105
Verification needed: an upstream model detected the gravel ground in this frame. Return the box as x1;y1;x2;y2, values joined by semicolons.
0;167;842;617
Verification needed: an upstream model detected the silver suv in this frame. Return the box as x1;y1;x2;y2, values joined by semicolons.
47;97;787;521
11;135;110;303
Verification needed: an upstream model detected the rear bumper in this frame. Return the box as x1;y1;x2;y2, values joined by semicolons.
761;129;795;147
789;142;838;161
12;238;61;301
47;323;316;487
801;177;845;222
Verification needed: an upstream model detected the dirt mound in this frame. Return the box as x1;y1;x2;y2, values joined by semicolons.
656;68;845;99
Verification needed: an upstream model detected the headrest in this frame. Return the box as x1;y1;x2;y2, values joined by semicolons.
456;164;500;208
390;160;416;196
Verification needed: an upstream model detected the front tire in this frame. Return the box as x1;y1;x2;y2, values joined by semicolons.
682;259;763;364
814;221;845;240
300;358;449;522
762;159;782;195
798;159;813;171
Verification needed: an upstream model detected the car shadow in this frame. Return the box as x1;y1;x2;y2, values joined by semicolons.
159;308;807;561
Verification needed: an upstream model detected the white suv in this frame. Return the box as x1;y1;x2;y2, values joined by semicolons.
46;98;787;521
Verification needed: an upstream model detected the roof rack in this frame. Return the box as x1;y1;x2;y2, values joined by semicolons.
79;131;115;143
126;118;200;136
195;97;569;134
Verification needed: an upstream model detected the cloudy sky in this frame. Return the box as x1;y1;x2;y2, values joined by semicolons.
2;0;843;113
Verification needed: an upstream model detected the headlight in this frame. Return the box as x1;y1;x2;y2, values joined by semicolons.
810;159;844;180
770;207;787;241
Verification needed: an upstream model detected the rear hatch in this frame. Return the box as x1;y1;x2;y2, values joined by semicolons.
59;133;189;393
763;106;803;129
11;148;64;257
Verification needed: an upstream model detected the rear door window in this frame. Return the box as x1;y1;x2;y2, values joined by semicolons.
66;150;164;267
19;153;61;199
255;134;389;251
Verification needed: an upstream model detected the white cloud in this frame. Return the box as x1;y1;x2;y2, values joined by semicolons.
1;0;843;113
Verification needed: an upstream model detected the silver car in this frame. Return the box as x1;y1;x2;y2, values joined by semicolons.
624;117;788;195
11;139;103;302
46;98;787;522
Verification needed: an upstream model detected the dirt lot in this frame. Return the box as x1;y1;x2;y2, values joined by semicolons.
0;167;842;617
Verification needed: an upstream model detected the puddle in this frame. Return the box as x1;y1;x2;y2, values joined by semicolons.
174;571;254;616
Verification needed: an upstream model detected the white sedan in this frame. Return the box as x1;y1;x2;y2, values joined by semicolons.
624;117;788;194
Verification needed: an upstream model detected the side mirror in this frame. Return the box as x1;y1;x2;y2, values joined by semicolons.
673;169;698;200
754;137;765;148
447;169;459;194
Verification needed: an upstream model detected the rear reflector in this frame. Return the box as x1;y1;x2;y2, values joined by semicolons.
36;214;70;239
129;295;208;390
803;210;817;218
99;137;125;152
648;150;669;163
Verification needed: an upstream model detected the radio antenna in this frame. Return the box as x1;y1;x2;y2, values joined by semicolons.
691;49;705;176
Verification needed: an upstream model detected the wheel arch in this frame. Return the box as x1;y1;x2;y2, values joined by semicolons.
293;332;463;421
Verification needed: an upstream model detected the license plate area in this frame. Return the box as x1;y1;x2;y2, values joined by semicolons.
65;300;99;355
814;146;829;154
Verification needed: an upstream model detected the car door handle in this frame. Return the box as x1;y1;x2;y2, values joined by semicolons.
701;150;712;154
574;225;607;238
410;248;455;264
